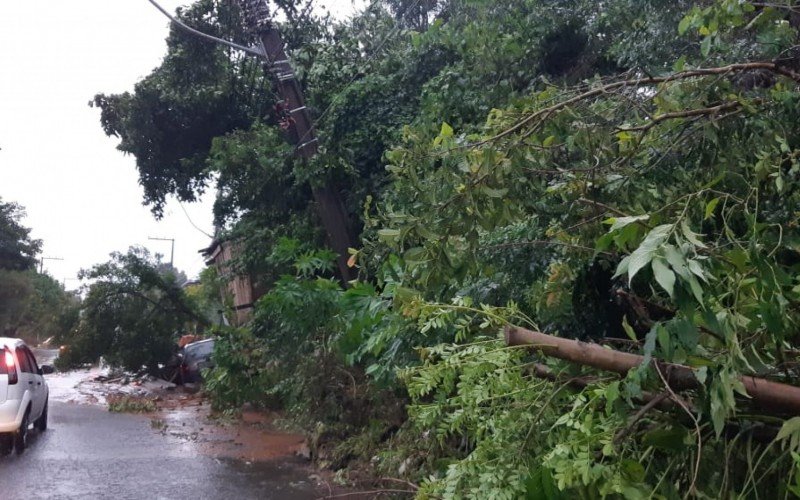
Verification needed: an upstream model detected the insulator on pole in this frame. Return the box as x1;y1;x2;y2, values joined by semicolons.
238;0;272;33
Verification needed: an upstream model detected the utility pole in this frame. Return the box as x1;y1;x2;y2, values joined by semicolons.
238;0;355;283
148;237;175;267
147;0;356;282
39;256;64;274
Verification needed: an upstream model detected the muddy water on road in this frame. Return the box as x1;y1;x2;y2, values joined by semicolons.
0;401;319;500
1;350;334;499
151;393;308;462
41;353;310;463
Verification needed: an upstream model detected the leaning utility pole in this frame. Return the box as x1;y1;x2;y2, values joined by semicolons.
147;0;356;282
237;0;355;283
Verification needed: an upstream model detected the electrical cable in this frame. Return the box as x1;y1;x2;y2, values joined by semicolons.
145;0;265;58
178;201;215;239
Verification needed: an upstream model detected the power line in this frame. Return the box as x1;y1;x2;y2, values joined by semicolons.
145;0;265;58
39;256;64;274
149;0;422;158
178;201;215;239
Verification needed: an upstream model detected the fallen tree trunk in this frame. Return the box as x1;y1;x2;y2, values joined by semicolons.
527;362;676;411
505;326;800;416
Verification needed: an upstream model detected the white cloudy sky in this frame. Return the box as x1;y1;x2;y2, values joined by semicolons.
0;0;364;289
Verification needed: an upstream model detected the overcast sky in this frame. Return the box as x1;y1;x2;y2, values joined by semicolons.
0;0;364;289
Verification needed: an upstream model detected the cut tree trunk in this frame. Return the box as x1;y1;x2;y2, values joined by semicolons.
505;325;800;416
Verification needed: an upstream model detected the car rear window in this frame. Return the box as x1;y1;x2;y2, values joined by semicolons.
23;347;39;373
0;349;8;375
16;347;33;373
186;341;214;359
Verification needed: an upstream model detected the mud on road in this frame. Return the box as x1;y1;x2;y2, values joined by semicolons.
53;364;311;462
0;352;351;500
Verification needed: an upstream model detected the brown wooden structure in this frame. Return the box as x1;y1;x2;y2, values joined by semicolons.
201;239;258;326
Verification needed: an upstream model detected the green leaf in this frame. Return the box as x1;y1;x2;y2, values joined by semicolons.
605;381;621;408
657;324;671;356
680;221;706;248
404;247;427;263
700;36;712;56
526;467;563;500
689;357;714;369
678;16;692;35
416;225;440;242
596;232;615;252
780;419;800;454
778;417;800;442
641;224;672;250
620;459;646;482
377;228;401;244
687;259;707;282
440;121;454;138
673;55;687;72
642;325;658;366
710;391;726;437
626;225;671;283
481;186;508;198
613;255;631;279
687;275;705;305
726;249;749;272
704;197;720;220
664;244;691;281
622;315;637;341
628;248;654;283
652;257;676;297
605;214;649;232
616;130;633;142
670;319;698;352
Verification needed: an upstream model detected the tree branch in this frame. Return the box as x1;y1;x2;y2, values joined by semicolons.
479;61;800;147
615;101;745;133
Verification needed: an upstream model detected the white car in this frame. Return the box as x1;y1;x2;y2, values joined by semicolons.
0;338;53;454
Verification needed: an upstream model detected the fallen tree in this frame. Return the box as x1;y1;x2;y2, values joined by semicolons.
505;325;800;416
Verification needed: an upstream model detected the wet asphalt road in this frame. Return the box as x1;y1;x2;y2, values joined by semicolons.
0;350;320;500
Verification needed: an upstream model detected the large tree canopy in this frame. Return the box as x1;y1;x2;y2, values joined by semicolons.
59;248;205;372
0;198;77;341
91;0;274;217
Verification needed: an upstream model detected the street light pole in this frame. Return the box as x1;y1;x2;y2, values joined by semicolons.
148;237;175;267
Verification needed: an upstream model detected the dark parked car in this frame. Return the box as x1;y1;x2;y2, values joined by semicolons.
177;339;215;384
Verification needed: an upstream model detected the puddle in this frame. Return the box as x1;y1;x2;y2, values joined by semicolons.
46;364;308;464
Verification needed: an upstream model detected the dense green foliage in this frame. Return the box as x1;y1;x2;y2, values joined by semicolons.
0;197;78;342
101;0;800;497
57;248;205;372
0;198;41;272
